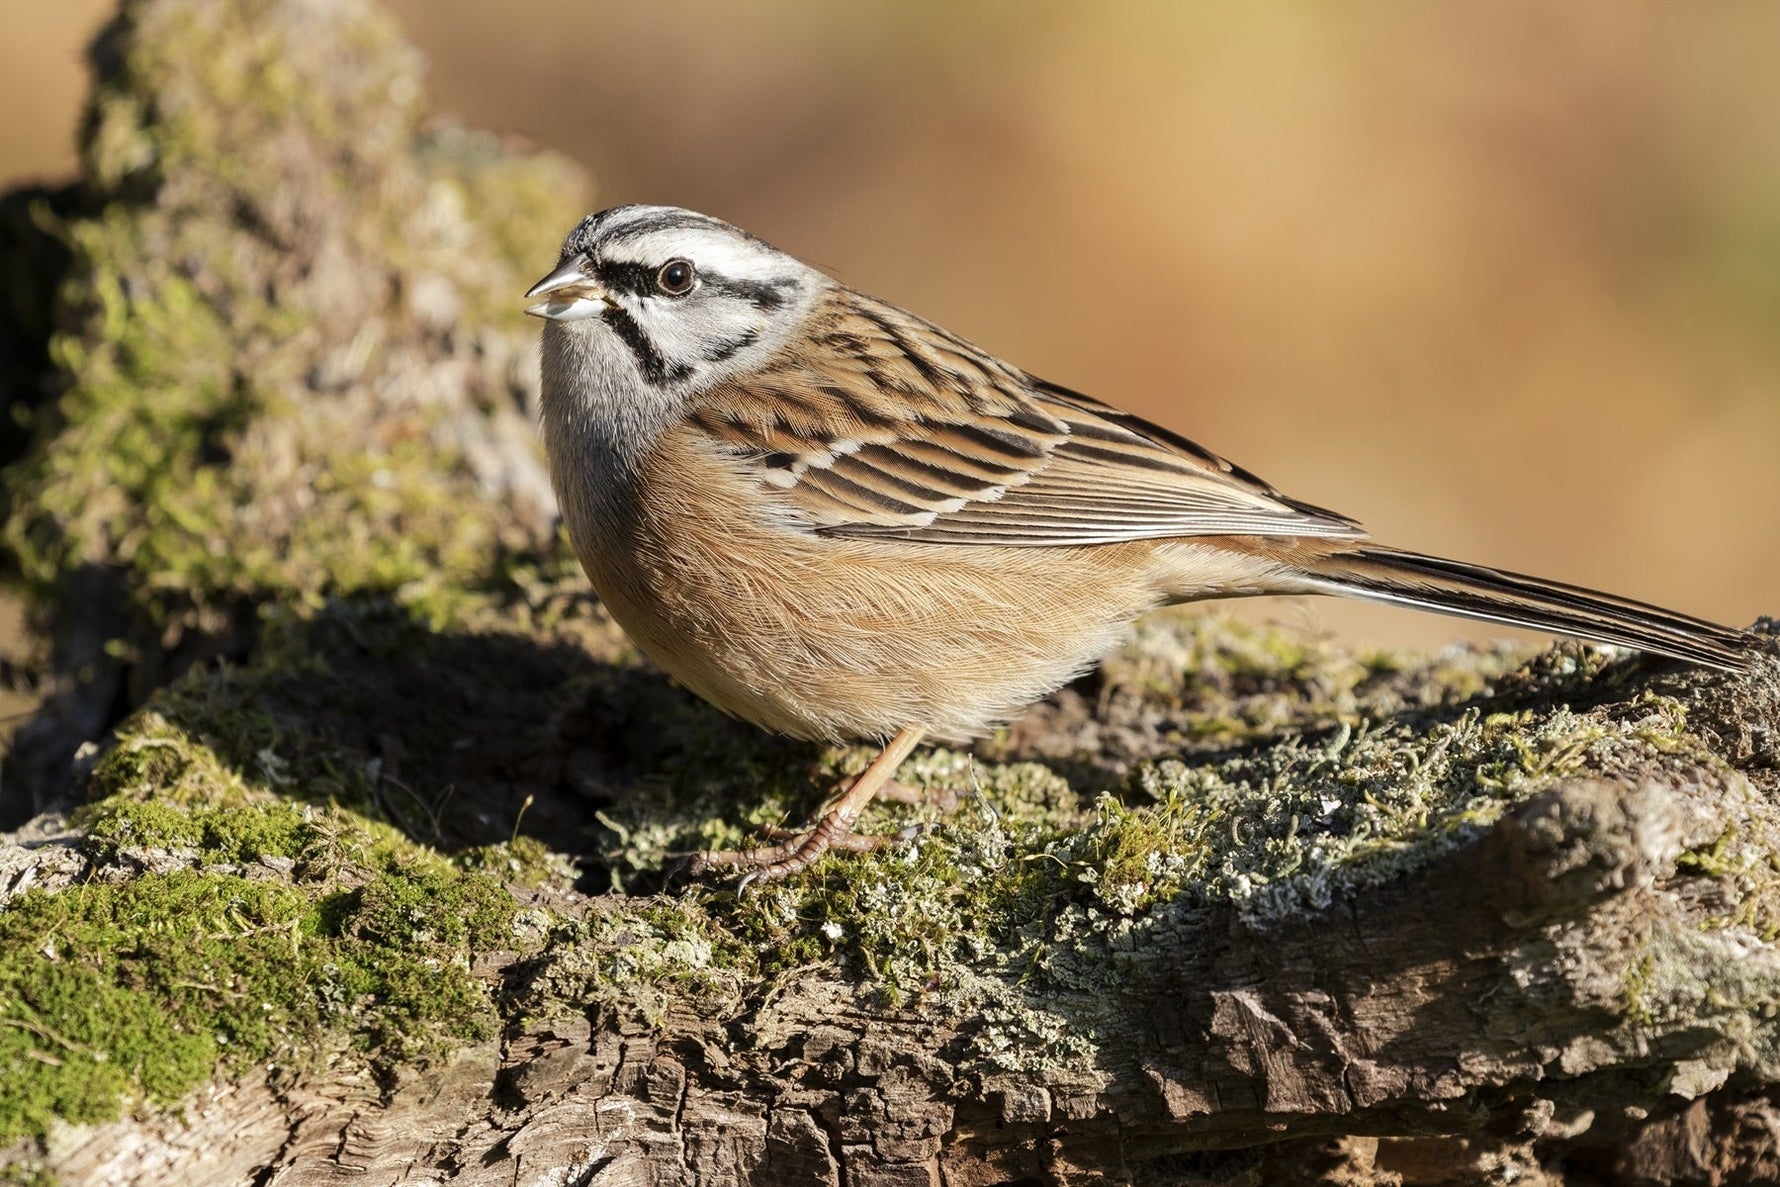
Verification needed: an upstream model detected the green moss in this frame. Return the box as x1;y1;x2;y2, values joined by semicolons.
80;797;304;863
345;862;517;957
313;865;513;1059
0;598;629;1146
1;873;303;1140
0;1161;56;1187
6;228;258;600
1620;948;1661;1027
1067;792;1218;915
0;842;524;1144
1677;821;1780;941
2;0;587;642
571;651;1623;995
1094;610;1521;747
81;712;253;808
712;651;1719;994
456;836;572;891
0;692;553;1145
544;635;1742;1018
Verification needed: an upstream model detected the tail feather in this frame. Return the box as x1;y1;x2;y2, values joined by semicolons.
1293;545;1753;672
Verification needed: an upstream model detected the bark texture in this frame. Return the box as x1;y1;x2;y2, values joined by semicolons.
24;735;1780;1187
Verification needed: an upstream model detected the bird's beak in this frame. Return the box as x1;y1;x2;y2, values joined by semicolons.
524;256;610;321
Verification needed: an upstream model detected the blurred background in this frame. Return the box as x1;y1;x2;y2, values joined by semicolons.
4;0;1777;653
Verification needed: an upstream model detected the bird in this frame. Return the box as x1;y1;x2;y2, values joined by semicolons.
525;204;1754;885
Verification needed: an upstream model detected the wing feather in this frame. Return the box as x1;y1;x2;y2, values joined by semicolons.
688;291;1365;546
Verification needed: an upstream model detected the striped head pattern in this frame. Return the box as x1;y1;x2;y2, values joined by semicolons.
526;205;824;395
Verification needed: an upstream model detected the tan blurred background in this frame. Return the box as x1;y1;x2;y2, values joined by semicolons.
4;1;1777;654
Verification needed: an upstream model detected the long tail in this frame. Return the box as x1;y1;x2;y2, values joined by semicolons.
1289;545;1753;672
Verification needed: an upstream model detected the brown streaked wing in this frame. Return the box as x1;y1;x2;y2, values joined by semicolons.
690;290;1368;544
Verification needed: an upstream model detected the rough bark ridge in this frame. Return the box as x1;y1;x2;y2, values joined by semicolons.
3;2;1780;1185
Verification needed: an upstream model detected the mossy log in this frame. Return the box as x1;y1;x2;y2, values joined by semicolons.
3;2;1780;1185
17;658;1780;1187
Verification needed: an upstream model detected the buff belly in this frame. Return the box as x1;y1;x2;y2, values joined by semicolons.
581;518;1173;742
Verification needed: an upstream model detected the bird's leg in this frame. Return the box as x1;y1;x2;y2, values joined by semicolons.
692;726;927;885
752;769;957;850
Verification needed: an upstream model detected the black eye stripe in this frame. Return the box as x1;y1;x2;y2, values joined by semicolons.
593;260;798;310
705;274;796;310
598;260;662;297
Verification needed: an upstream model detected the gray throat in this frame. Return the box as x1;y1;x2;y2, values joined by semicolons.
538;319;683;549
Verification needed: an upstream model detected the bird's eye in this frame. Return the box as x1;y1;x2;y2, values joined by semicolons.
656;259;696;296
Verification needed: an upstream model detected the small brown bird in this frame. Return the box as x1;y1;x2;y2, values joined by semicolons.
527;205;1752;884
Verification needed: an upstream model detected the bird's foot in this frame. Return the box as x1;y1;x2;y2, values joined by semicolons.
690;810;925;888
689;726;932;889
